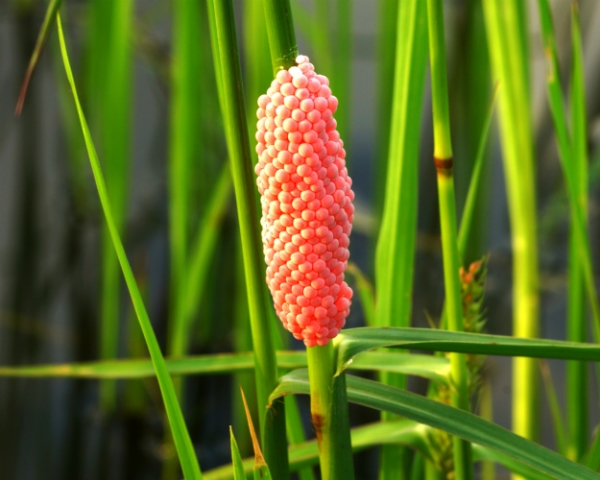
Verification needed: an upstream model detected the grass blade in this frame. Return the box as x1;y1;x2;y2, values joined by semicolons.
271;370;600;480
426;0;472;476
205;420;426;480
84;0;136;411
15;0;63;115
346;263;376;326
56;15;202;479
168;0;208;359
230;427;247;480
336;327;600;369
483;0;540;457
539;360;566;456
208;1;289;476
566;2;589;461
457;84;498;257
0;350;449;384
374;1;428;475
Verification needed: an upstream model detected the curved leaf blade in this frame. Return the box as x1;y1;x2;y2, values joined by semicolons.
0;351;448;382
270;370;600;480
336;327;600;373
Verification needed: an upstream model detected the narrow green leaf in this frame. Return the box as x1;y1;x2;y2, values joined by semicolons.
271;370;600;480
346;263;376;326
472;446;555;480
374;1;428;475
56;15;201;479
584;427;600;471
336;327;600;373
539;360;566;455
0;350;448;382
230;427;247;480
168;0;209;358
457;84;498;257
566;2;589;461
15;0;64;114
172;166;232;356
208;0;289;476
204;420;427;480
483;0;540;446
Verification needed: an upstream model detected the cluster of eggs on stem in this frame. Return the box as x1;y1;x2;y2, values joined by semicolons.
255;55;354;347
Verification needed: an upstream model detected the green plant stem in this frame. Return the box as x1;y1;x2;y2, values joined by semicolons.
208;1;288;477
483;4;540;472
92;0;134;412
567;3;588;462
261;0;298;73
306;343;355;480
480;382;495;480
333;0;352;161
375;1;428;477
168;0;206;359
374;0;399;220
427;0;473;478
56;15;201;479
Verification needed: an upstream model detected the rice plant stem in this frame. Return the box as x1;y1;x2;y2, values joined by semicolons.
261;0;298;73
483;3;540;470
427;0;473;478
567;3;588;461
56;15;202;479
375;0;428;476
307;344;355;480
208;1;289;477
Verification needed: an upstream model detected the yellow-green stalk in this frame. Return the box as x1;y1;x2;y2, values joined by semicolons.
208;0;289;476
375;0;428;477
566;3;588;461
426;0;473;478
482;4;540;477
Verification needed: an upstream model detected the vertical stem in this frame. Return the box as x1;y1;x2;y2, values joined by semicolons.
566;2;588;462
333;0;352;161
480;382;496;480
374;0;399;220
90;0;133;412
261;0;298;73
208;1;289;477
482;5;539;478
260;1;353;478
307;343;355;480
426;0;473;478
376;0;428;477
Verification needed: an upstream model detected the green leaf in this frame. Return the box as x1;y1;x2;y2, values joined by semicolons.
56;15;202;480
230;427;247;480
205;420;427;480
15;0;64;114
584;427;600;471
483;0;540;444
537;0;600;350
0;351;449;384
168;0;214;358
336;327;600;374
346;263;376;326
457;84;498;258
172;166;232;356
208;0;288;476
270;370;600;480
539;360;566;456
473;446;555;480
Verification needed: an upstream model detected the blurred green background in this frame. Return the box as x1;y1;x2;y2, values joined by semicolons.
0;0;600;478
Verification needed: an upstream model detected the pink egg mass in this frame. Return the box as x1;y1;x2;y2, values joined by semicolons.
254;55;354;347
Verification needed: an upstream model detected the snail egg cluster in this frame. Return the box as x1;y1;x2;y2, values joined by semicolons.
255;55;354;347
